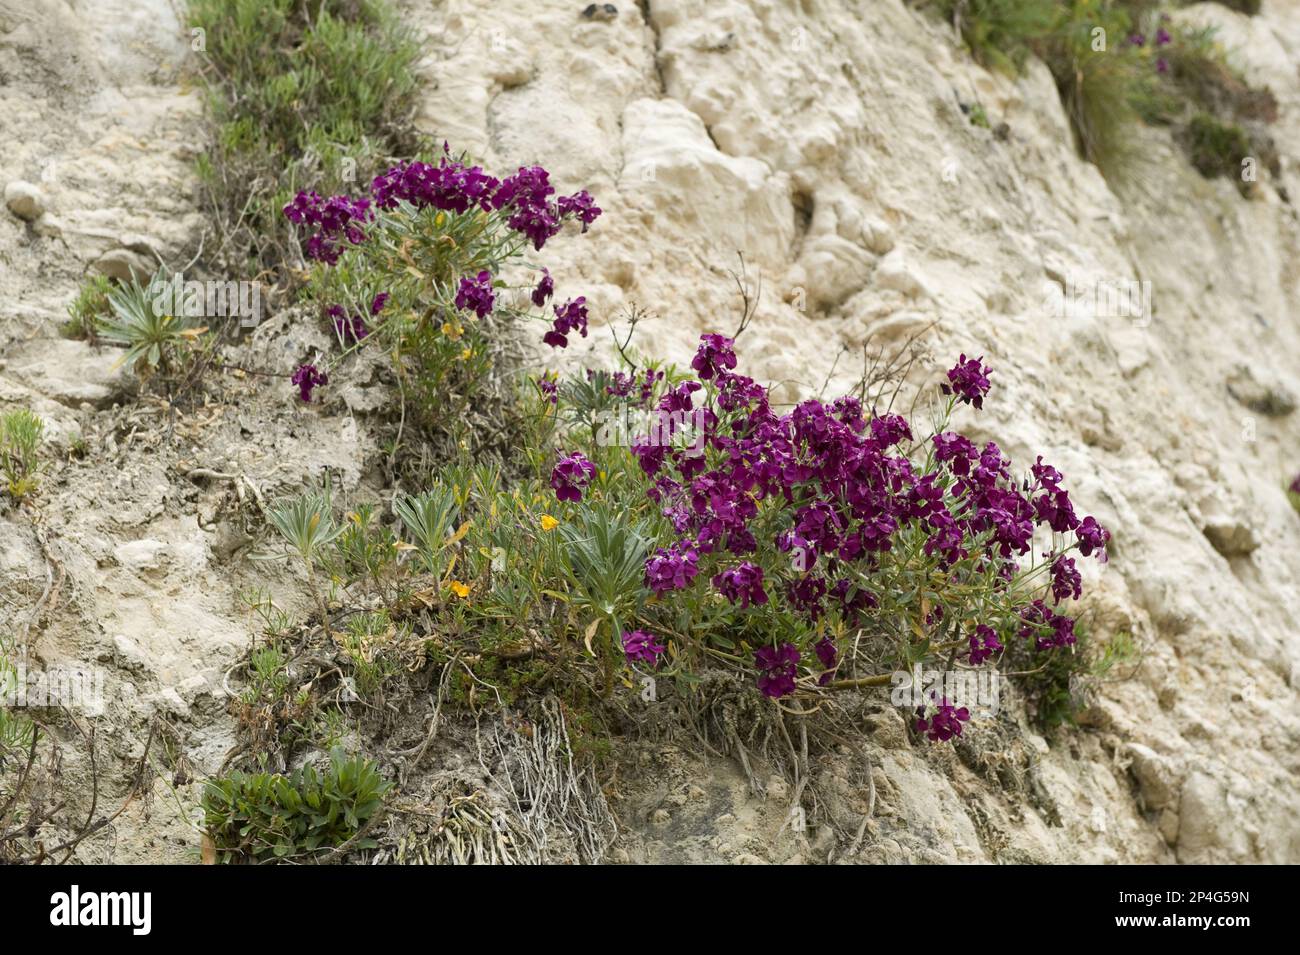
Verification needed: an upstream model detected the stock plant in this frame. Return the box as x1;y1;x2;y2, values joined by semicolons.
533;337;1113;742
0;409;43;504
1287;473;1300;515
202;747;391;862
282;148;601;456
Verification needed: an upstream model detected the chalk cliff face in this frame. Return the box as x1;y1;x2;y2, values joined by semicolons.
1;0;1297;862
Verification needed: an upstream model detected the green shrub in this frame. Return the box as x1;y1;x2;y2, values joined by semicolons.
63;275;113;341
202;748;391;862
188;0;421;275
933;0;1057;75
1185;110;1253;179
1009;622;1140;733
932;1;1276;184
95;270;196;381
0;409;43;504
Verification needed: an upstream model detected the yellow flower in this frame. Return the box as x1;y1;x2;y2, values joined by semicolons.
540;514;559;532
459;347;473;360
441;321;464;340
448;580;470;599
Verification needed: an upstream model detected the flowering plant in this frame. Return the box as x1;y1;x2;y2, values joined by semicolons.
282;146;600;429
534;335;1111;742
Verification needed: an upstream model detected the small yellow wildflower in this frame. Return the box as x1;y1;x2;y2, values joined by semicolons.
441;321;464;340
540;514;559;532
449;580;470;599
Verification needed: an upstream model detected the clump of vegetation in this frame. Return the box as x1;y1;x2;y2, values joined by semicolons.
187;0;422;276
202;748;391;863
931;0;1277;185
1184;111;1253;180
95;270;203;381
63;274;113;342
1009;621;1141;733
281;148;601;460
0;409;43;504
1286;473;1300;514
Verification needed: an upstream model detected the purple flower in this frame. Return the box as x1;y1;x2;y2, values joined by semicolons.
1290;472;1300;495
371;152;501;214
754;643;800;699
291;363;328;403
455;270;495;318
370;293;389;315
1018;600;1076;650
786;574;828;619
1076;515;1110;562
933;432;977;474
1128;32;1146;47
550;451;596;503
869;413;912;449
645;540;700;592
712;561;767;609
622;630;666;667
531;268;554;307
1156;57;1169;74
557;190;602;231
691;334;738;381
1049;554;1082;604
814;637;838;685
283;191;373;264
915;696;970;742
537;375;558;405
967;625;1003;665
1156;28;1172;47
544;296;589;349
328;303;370;344
941;354;992;409
493;165;560;250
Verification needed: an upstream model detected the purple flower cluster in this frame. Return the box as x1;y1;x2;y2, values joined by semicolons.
755;643;799;698
360;148;602;251
968;624;1003;665
537;373;558;405
637;342;1106;614
605;368;663;405
327;293;387;345
941;353;992;409
645;540;700;593
814;637;838;686
712;561;767;609
915;696;970;742
1290;472;1300;496
691;334;738;381
283;192;372;264
624;339;1111;707
544;297;589;349
531;268;554;307
291;363;328;403
550;451;596;503
455;270;495;318
622;629;666;667
1018;599;1076;651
